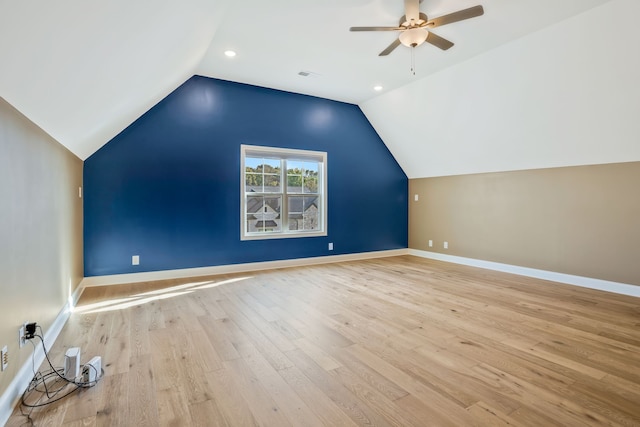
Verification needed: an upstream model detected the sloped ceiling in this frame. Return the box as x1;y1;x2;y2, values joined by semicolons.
0;0;615;164
362;0;640;178
0;0;231;160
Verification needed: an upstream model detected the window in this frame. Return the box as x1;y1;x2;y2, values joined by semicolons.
241;145;327;240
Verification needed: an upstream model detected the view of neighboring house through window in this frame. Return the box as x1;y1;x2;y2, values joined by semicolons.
241;145;327;240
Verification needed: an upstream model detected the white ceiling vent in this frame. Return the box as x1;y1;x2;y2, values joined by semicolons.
298;70;320;78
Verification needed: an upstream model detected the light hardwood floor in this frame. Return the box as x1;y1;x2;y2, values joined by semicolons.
7;255;640;426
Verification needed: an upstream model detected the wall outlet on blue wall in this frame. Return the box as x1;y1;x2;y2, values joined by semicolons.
328;242;334;251
132;255;140;265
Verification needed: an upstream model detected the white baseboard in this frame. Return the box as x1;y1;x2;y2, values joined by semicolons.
409;249;640;298
0;284;84;427
81;249;410;287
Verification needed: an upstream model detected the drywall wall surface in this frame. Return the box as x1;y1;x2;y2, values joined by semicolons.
0;97;83;397
409;161;640;286
84;76;408;276
361;0;640;178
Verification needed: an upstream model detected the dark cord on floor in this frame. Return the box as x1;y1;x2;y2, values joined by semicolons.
19;325;103;419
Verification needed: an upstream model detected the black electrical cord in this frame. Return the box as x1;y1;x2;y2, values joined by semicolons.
20;326;103;412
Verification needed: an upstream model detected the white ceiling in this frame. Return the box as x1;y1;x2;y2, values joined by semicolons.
199;0;610;104
0;0;612;161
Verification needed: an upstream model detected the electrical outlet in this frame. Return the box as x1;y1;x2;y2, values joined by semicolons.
328;242;334;251
25;322;37;339
428;240;433;247
132;255;140;265
19;324;26;348
444;241;448;249
1;345;7;371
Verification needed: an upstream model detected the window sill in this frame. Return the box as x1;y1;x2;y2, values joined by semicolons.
241;230;327;241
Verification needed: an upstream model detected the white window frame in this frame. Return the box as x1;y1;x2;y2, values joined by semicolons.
241;144;327;240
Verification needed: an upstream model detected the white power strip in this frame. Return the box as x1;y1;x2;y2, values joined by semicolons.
82;356;102;383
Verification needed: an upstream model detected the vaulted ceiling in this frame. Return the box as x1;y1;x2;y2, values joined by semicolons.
0;0;621;171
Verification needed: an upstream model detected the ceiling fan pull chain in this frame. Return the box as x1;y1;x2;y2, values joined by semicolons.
410;46;416;75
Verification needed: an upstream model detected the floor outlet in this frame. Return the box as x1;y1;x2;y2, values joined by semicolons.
1;345;7;371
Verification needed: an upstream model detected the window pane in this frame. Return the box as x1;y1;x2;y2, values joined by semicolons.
287;160;304;193
246;157;281;193
245;173;263;192
287;175;302;193
264;173;281;192
246;195;281;233
288;196;319;231
303;162;319;194
245;157;263;172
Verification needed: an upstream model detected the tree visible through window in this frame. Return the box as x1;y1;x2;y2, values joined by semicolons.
241;145;327;240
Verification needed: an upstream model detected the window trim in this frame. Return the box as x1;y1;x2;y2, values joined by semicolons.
241;144;327;240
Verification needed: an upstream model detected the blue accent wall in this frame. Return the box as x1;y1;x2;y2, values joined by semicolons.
84;76;407;276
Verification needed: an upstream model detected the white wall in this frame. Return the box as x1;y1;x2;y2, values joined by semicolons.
361;0;640;179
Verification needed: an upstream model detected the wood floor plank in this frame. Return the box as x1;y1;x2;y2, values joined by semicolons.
95;373;129;427
62;415;96;427
127;354;159;426
7;256;640;426
328;364;427;427
471;363;623;427
222;357;293;426
278;364;360;427
284;348;394;427
239;343;325;426
331;347;409;402
466;401;523;427
188;399;229;427
129;304;152;357
203;368;259;427
197;315;242;362
216;297;294;371
156;386;192;427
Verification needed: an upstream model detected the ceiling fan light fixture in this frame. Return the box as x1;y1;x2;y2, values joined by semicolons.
399;27;428;47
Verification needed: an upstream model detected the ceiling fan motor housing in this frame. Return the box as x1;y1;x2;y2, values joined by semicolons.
399;12;429;27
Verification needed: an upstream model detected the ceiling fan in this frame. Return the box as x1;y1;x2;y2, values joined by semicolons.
350;0;484;56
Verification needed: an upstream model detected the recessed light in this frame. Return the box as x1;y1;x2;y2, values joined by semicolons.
224;50;237;58
373;85;383;91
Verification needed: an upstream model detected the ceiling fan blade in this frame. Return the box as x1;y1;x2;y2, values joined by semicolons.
379;39;402;56
426;5;484;29
425;31;454;50
350;26;404;32
404;0;420;23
